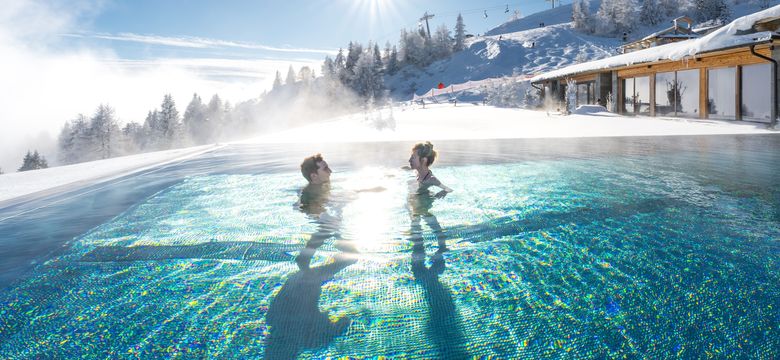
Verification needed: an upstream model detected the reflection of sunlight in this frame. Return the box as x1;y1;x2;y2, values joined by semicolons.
340;167;406;256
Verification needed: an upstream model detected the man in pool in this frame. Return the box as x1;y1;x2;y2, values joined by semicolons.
265;154;353;359
296;153;357;269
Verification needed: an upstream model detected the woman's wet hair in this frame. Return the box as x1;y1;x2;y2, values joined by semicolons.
412;141;437;166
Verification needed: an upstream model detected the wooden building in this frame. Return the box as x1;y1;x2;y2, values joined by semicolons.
531;6;780;127
620;16;699;54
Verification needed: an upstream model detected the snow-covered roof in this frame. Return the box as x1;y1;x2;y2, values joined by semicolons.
531;5;780;83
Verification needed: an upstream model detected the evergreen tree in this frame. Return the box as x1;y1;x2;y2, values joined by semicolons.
595;0;636;35
158;94;181;148
57;121;75;164
272;70;283;90
90;104;119;159
206;94;224;139
640;0;663;25
18;150;48;171
373;43;383;72
321;56;336;79
345;41;363;77
573;0;593;31
659;0;680;17
433;24;453;60
387;45;399;75
298;66;313;86
695;0;731;22
121;122;144;154
183;93;209;144
400;29;427;67
334;48;348;83
58;113;95;164
285;65;297;85
353;51;384;100
142;109;160;150
454;13;466;52
383;42;392;65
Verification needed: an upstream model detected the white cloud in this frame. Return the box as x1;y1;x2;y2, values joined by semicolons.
0;0;323;172
65;32;339;55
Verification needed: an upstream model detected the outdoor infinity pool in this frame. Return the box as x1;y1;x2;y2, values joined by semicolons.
0;135;778;358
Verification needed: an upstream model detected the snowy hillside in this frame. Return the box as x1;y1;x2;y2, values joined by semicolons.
485;2;597;36
386;23;621;99
386;1;776;100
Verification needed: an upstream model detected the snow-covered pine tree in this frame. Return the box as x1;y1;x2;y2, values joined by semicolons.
334;48;348;83
565;79;578;114
353;51;384;100
433;24;453;60
285;65;297;86
90;104;119;159
142;110;159;150
184;93;209;144
273;71;283;90
158;94;181;149
658;0;681;17
373;43;383;73
596;0;638;35
573;0;593;32
387;45;399;75
454;13;466;52
206;94;224;139
595;0;619;34
345;42;363;77
121;122;143;154
57;121;75;164
298;66;313;86
322;57;336;79
695;0;731;23
18;150;48;171
640;0;663;25
400;29;427;67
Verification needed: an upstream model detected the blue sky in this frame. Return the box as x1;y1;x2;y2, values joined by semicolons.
74;0;562;61
0;0;565;169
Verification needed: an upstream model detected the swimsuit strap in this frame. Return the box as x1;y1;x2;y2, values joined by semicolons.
420;170;432;183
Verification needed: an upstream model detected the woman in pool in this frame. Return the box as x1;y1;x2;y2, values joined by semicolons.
408;141;453;198
407;141;452;255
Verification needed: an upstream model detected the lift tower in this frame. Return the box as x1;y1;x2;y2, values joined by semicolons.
419;12;435;38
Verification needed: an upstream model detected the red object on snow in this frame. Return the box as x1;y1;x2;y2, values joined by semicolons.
437;82;445;89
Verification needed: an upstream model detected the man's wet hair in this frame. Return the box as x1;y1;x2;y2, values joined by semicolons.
300;153;324;182
412;141;437;166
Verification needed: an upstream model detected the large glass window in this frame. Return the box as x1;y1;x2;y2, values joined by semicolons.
622;78;635;114
635;76;650;115
623;76;650;115
741;63;772;122
708;67;736;120
655;72;676;116
577;83;589;106
676;69;700;118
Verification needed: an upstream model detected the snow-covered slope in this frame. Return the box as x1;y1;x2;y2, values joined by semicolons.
485;2;597;36
386;1;775;100
387;24;621;99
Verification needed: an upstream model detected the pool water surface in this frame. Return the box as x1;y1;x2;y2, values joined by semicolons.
0;136;778;358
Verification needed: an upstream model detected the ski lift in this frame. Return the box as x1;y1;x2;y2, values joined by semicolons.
505;5;510;13
483;10;488;19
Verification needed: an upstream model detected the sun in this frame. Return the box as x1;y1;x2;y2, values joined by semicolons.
343;0;406;37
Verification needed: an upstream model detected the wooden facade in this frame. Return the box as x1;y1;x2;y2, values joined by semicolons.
534;39;780;127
